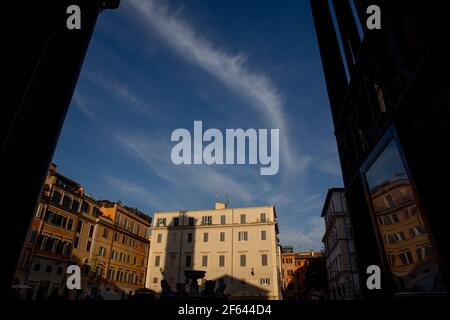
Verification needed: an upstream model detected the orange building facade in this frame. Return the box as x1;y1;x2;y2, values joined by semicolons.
11;164;151;300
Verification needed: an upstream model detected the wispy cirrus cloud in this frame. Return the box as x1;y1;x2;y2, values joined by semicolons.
104;175;166;211
278;216;325;251
108;128;258;205
127;0;306;175
82;69;156;118
73;92;96;120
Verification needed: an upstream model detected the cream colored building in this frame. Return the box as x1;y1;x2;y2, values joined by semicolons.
146;202;282;300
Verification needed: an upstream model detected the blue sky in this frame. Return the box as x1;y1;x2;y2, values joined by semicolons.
54;0;343;251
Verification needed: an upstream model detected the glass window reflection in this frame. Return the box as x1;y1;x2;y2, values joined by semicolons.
364;139;445;293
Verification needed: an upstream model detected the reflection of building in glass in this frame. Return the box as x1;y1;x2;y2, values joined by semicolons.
321;188;360;300
311;0;450;297
146;202;282;300
368;173;443;292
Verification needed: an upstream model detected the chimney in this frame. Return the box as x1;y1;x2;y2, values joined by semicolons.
215;202;227;210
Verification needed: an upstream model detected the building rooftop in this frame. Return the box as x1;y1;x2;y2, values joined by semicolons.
320;187;345;217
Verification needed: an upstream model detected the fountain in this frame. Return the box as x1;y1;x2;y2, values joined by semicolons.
184;270;206;296
159;270;226;300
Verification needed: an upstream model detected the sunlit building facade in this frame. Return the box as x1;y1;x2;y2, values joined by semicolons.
12;164;151;300
146;202;282;299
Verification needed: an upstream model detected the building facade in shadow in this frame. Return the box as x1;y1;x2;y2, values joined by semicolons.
321;188;361;300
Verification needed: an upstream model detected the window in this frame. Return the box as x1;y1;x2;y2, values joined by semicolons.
374;83;386;113
387;253;396;265
71;200;80;212
122;235;126;244
154;256;161;267
261;230;267;240
153;277;158;284
156;218;166;227
187;233;193;243
188;217;195;226
202;255;208;267
203;232;208;242
219;255;225;267
86;240;92;252
36;204;45;218
240;214;246;224
240;255;246;267
416;246;433;260
76;220;82;233
185;255;192;267
98;247;106;257
103;228;109;239
46;265;52;273
202;216;212;225
88;225;94;238
67;219;74;231
260;213;266;222
33;263;40;272
28;229;38;243
73;236;79;248
62;195;71;208
173;217;179;226
108;269;115;280
114;232;118;241
43;211;67;228
81;201;89;213
220;215;226;225
157;234;163;243
169;254;176;267
409;226;424;238
261;254;268;266
385;194;396;208
52;191;61;204
238;231;248;241
260;278;270;285
220;232;225;242
92;207;100;217
399;251;413;265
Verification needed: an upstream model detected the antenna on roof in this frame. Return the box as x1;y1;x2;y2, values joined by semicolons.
225;194;230;207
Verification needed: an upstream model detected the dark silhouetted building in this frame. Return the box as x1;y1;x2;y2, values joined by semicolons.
311;0;450;298
2;0;119;298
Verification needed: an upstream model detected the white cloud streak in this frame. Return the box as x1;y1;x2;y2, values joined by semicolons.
82;70;155;118
127;0;300;174
108;129;259;205
73;92;96;120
